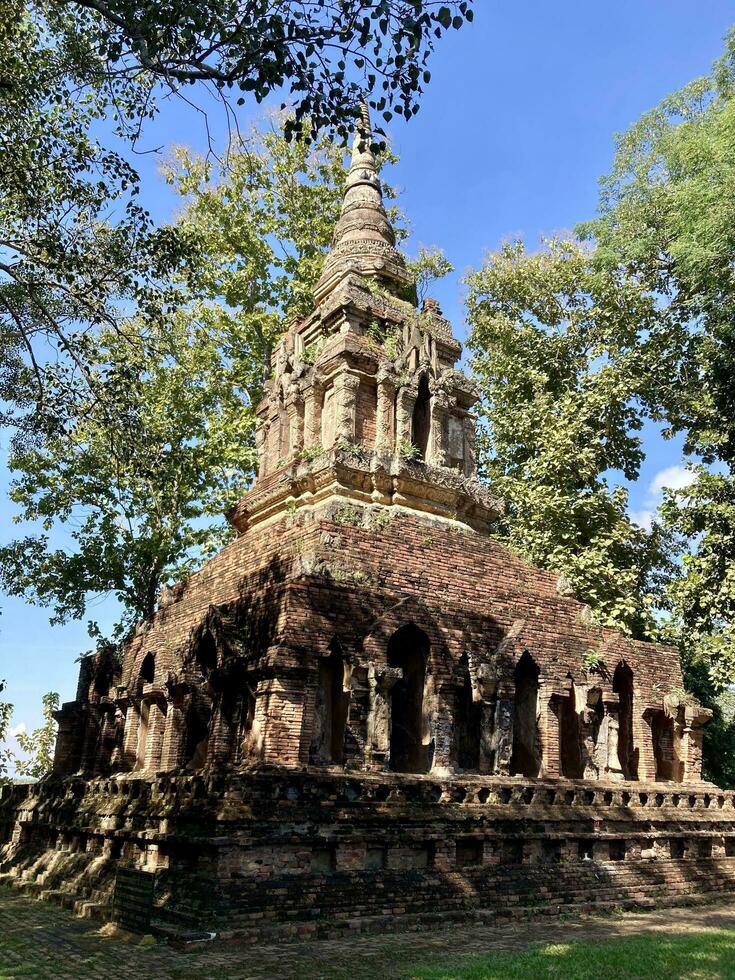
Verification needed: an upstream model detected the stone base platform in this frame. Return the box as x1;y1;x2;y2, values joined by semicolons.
2;767;735;941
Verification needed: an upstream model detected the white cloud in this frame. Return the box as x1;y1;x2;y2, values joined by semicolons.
8;722;26;738
628;464;697;530
629;509;654;532
649;465;696;497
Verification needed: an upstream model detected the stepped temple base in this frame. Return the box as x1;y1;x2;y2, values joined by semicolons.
3;768;735;941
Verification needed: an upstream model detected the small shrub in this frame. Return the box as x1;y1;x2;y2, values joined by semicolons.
300;445;325;463
301;339;323;365
333;503;362;526
337;440;369;463
397;438;421;462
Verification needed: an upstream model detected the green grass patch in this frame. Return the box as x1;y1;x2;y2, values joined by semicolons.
405;929;735;980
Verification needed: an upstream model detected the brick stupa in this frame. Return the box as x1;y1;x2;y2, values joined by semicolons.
2;108;734;940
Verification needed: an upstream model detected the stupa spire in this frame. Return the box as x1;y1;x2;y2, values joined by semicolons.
332;102;396;250
313;102;410;302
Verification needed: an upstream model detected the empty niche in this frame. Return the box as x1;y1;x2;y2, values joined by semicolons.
455;653;481;771
726;838;735;858
455;838;484;867
698;838;713;858
510;651;541;778
388;624;431;774
366;846;387;871
670;839;686;859
311;845;337;873
414;841;436;869
502;839;524;864
560;689;583;779
612;661;637;779
196;630;217;678
183;694;211;771
411;374;431;460
541;840;562;864
310;639;349;765
609;840;626;862
140;652;155;684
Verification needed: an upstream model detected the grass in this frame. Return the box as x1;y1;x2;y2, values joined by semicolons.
405;930;735;980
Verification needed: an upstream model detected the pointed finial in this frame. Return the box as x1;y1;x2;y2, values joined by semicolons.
313;102;410;302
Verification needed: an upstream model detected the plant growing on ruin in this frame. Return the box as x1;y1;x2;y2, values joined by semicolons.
333;504;363;527
407;246;454;304
397;438;421;462
366;320;403;361
300;446;325;464
582;650;604;675
337;441;370;464
0;682;13;786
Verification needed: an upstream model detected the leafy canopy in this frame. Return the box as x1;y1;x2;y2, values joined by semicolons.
0;123;348;641
581;29;735;701
467;238;671;638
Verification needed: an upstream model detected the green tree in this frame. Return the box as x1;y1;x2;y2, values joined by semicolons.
0;681;13;785
581;29;735;702
14;692;59;780
466;238;671;638
51;0;474;139
0;123;349;640
1;0;471;440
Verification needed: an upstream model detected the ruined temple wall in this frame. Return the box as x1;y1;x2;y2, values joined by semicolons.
65;505;686;782
113;505;681;715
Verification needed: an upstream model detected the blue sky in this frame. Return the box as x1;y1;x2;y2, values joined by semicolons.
2;0;734;747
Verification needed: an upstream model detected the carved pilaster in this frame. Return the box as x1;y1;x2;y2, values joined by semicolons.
430;390;451;467
395;387;415;447
285;387;305;456
334;372;361;444
492;686;515;775
367;663;403;768
462;415;477;478
255;419;270;478
375;367;396;454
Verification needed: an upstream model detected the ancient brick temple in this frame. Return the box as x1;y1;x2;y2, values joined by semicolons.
3;108;735;940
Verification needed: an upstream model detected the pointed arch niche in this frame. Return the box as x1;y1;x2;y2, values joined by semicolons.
510;651;541;777
311;639;349;765
613;661;637;780
455;653;481;771
411;375;431;460
387;623;430;773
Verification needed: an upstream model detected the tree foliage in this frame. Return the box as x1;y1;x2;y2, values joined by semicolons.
467;239;671;638
14;692;59;780
0;124;349;640
0;1;189;432
62;0;474;139
1;0;469;440
580;29;735;698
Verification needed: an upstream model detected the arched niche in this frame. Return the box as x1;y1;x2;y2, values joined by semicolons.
411;375;431;460
220;678;256;766
183;694;211;771
196;630;217;678
510;650;541;778
388;623;430;773
140;652;155;684
455;653;481;771
613;661;637;780
651;710;679;782
560;684;583;779
311;639;349;765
